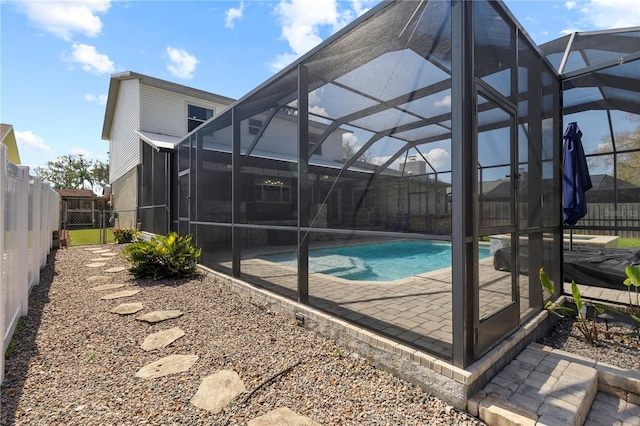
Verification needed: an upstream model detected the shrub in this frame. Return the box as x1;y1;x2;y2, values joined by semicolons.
113;228;138;244
540;268;604;344
122;232;201;280
622;265;640;340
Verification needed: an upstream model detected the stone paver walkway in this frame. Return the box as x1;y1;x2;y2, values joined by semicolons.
111;302;144;315
140;327;185;351
86;246;319;425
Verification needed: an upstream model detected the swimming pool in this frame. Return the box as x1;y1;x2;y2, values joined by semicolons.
260;240;492;281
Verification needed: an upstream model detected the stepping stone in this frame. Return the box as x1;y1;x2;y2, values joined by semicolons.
111;302;144;315
190;370;246;413
135;354;198;379
101;289;141;300
104;266;126;273
248;407;321;426
141;327;185;351
86;262;107;268
91;283;125;291
100;253;117;257
90;257;107;262
87;276;111;284
84;247;103;252
93;249;112;254
136;310;183;323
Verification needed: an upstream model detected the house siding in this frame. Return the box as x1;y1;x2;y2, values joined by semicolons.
140;85;228;137
110;79;141;183
243;115;344;163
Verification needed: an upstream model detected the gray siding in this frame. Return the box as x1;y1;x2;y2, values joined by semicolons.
110;79;141;183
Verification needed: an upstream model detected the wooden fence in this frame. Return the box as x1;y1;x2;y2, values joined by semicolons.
480;202;640;239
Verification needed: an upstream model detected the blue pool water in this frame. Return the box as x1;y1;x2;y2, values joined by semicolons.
261;240;492;282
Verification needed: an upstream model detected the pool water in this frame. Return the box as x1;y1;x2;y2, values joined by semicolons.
260;240;492;281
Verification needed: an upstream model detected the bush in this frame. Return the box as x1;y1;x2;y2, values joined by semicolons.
113;228;138;244
122;232;202;280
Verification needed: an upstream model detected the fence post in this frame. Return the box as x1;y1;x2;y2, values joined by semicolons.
17;166;30;316
0;145;6;384
102;210;107;244
31;176;42;287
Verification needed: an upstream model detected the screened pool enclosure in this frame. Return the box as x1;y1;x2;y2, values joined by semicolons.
136;0;639;370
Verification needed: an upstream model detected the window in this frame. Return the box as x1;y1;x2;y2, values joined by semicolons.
188;104;214;132
309;133;322;156
248;119;263;135
255;178;290;203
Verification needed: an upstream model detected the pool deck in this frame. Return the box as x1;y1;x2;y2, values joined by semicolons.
210;236;631;362
219;252;523;360
204;242;636;418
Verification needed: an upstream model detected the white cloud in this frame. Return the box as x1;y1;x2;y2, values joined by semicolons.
578;0;640;29
349;0;372;17
342;132;358;146
166;47;199;79
18;0;111;41
435;95;451;108
564;1;577;10
268;52;300;73
561;0;640;34
225;2;244;29
269;0;376;72
426;148;450;169
15;130;52;153
560;28;581;36
68;43;114;74
85;93;108;105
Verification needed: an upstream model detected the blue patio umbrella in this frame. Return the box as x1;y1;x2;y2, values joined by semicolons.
563;122;592;249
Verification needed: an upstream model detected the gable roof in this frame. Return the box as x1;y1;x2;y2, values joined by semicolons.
55;189;96;198
1;123;21;164
101;71;236;140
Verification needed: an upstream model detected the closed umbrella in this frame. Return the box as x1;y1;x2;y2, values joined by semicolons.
563;122;592;250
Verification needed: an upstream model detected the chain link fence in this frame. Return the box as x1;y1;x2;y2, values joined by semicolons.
62;209;116;245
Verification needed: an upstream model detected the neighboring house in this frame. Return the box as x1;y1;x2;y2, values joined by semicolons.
0;123;21;165
101;71;235;231
56;189;96;229
56;188;111;230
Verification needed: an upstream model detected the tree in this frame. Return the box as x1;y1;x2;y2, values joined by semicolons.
91;159;110;188
35;154;108;191
591;114;640;186
343;137;374;164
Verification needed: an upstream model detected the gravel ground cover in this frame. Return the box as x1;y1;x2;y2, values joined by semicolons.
540;314;640;372
1;246;484;425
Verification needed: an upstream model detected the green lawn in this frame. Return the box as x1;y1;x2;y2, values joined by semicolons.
68;228;116;246
617;238;640;248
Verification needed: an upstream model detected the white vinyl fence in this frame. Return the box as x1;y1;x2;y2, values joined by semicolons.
1;144;59;384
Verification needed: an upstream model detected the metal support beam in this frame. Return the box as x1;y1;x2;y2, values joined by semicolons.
297;64;310;304
451;0;476;368
232;107;241;278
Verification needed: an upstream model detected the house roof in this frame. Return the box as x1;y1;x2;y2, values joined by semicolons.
55;189;96;198
481;174;640;202
101;71;236;140
1;123;21;164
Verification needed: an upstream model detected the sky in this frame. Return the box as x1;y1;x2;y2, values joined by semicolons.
1;0;639;171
